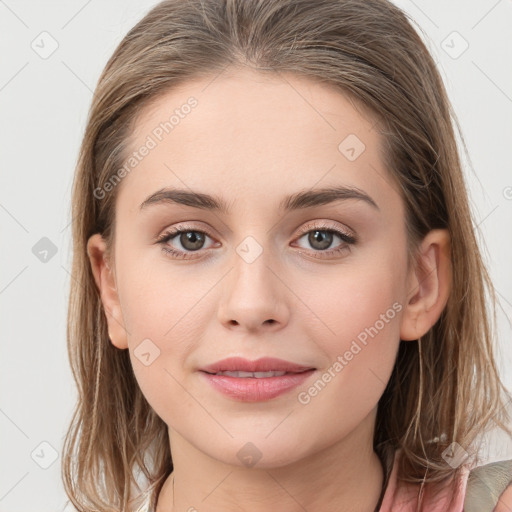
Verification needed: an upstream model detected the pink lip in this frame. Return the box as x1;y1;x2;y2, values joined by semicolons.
199;356;315;373
200;370;316;401
198;357;316;402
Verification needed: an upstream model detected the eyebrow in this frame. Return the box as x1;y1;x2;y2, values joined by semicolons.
139;185;380;214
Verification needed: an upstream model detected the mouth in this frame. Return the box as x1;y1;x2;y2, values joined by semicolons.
201;369;313;378
199;356;316;375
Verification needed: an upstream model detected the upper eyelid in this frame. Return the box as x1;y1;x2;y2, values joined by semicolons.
297;220;355;237
161;219;354;237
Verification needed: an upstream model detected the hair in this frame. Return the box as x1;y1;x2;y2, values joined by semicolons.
62;0;512;510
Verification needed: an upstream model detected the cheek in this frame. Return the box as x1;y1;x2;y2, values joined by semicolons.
304;251;404;340
116;241;214;337
320;271;402;353
288;267;404;447
114;249;210;418
295;247;406;398
120;282;206;404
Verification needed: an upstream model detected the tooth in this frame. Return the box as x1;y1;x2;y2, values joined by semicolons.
237;371;255;378
254;371;286;378
215;370;287;378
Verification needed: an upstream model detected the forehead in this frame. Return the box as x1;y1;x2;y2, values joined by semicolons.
117;67;399;217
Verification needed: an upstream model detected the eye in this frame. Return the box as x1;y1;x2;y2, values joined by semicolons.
155;224;217;260
156;221;357;260
292;221;357;259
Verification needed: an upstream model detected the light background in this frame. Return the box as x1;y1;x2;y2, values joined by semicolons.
0;0;511;510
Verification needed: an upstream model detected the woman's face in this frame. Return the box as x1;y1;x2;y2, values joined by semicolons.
91;67;417;468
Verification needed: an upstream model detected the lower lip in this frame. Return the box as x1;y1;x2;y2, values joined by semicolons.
199;370;316;402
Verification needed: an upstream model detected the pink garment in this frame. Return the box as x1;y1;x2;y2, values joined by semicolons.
379;449;470;512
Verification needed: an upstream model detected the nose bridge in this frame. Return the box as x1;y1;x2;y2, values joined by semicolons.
217;233;289;330
232;233;279;304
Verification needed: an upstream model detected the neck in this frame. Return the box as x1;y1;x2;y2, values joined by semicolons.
156;409;384;512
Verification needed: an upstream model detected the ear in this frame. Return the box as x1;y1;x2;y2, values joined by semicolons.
86;233;128;349
400;229;452;341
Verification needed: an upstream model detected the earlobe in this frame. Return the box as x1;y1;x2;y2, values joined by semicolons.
86;233;129;350
400;229;452;341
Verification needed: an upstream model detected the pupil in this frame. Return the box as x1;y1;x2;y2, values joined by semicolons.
309;230;332;250
181;231;204;251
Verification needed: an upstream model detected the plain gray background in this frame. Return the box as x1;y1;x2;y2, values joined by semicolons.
1;0;511;510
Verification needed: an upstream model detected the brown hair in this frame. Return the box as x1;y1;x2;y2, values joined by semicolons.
62;0;512;510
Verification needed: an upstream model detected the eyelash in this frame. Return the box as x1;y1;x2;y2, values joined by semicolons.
155;221;357;260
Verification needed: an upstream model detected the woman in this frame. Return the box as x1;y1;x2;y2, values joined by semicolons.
62;0;512;510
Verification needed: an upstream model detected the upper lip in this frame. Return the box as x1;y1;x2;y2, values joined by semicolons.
200;357;316;374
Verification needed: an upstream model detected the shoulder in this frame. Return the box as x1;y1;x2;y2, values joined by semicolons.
379;450;512;512
464;459;512;512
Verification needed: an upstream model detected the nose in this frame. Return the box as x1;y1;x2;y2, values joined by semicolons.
217;241;290;332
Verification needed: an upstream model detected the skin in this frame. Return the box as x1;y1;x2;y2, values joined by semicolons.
87;66;451;511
